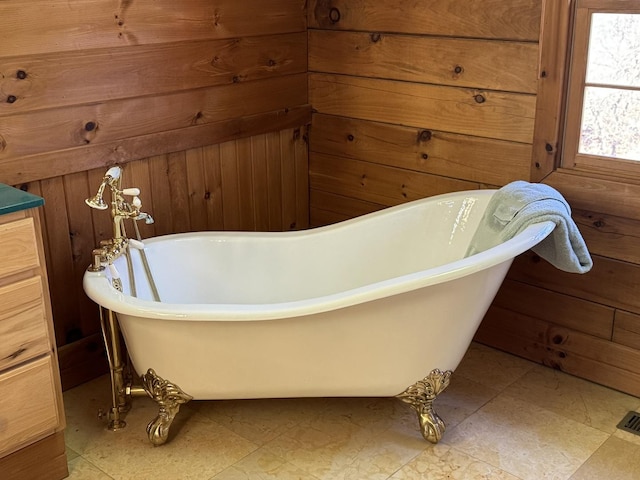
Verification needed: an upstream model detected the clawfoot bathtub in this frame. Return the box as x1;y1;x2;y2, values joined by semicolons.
83;189;554;445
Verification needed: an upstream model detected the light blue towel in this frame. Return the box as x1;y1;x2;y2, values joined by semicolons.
466;181;593;273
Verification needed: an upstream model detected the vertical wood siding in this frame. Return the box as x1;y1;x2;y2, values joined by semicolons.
26;130;309;390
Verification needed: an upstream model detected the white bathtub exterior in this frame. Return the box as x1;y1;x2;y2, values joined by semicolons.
83;190;554;400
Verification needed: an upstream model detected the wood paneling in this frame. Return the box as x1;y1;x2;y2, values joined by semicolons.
1;0;309;184
1;33;307;115
308;0;540;225
572;207;640;266
1;74;307;160
56;334;107;392
476;306;640;398
311;114;532;186
29;129;309;388
310;190;383;227
529;0;572;181
1;106;310;186
310;153;479;206
308;0;541;41
35;128;309;328
308;0;542;221
2;1;310;389
545;169;640;222
310;73;536;144
309;0;542;230
478;164;640;396
509;252;640;316
1;0;306;56
5;0;638;400
492;279;614;339
614;310;640;351
308;0;640;397
309;31;539;93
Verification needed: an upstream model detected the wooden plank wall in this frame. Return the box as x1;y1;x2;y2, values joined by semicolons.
309;0;640;398
479;170;640;397
4;0;639;398
0;0;310;389
308;0;543;224
475;1;640;398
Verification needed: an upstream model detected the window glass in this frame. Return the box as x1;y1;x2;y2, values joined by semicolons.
565;8;640;169
585;14;640;87
580;87;640;161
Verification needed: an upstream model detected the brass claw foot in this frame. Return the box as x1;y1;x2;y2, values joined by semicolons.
397;369;452;444
140;369;193;446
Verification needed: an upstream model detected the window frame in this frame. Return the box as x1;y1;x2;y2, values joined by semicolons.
563;0;640;175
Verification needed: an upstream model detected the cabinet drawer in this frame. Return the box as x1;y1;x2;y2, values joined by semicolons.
0;276;43;315
0;356;59;457
0;218;40;278
0;277;49;371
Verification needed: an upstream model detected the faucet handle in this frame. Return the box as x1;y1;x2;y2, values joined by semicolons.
105;166;122;180
122;188;141;196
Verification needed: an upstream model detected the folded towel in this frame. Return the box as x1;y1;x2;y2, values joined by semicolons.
466;181;593;273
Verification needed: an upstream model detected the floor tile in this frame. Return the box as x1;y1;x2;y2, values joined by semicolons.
504;364;640;434
212;448;322;480
444;394;609;480
193;397;330;445
79;406;258;480
613;426;640;447
570;436;640;480
64;377;258;480
66;446;80;463
63;374;126;455
435;375;500;432
389;443;521;480
66;457;114;480
263;397;427;480
455;343;535;391
62;343;640;480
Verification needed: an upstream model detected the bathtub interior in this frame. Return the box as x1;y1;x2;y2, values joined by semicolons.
113;191;492;305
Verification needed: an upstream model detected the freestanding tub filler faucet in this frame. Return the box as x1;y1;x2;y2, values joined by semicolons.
85;166;170;437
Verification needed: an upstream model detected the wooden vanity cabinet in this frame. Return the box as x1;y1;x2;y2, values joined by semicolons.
0;199;68;479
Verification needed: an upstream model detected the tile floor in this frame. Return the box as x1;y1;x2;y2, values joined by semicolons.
63;343;640;480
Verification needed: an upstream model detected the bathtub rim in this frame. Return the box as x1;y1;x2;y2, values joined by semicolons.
83;190;555;322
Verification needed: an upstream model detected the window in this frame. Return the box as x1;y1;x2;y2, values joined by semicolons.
563;0;640;174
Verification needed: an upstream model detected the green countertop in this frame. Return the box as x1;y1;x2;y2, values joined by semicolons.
0;183;44;215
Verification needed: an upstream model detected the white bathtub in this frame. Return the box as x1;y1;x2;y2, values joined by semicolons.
83;189;553;443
